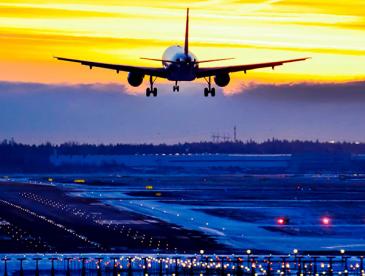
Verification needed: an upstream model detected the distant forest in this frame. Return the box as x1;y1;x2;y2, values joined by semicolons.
1;139;365;172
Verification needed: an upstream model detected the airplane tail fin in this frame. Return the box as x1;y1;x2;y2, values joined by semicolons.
184;8;189;55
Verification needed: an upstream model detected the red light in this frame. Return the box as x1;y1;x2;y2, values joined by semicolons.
322;216;331;225
277;217;288;225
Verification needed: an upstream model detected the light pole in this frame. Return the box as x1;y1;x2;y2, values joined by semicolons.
293;249;299;269
246;249;252;268
2;257;9;276
49;257;57;276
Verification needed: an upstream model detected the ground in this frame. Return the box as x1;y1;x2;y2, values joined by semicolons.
0;173;364;254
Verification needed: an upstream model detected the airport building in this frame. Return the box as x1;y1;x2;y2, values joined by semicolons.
50;153;365;173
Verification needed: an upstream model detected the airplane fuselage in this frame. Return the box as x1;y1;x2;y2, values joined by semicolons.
162;46;198;81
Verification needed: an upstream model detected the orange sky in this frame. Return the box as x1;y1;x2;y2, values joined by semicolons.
1;0;365;87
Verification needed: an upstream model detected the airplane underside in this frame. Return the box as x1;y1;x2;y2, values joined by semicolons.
166;66;196;82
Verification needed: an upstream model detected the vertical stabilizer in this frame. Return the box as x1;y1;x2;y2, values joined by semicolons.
184;8;189;55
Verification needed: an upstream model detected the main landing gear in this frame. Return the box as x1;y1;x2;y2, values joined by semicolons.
203;76;216;97
146;76;158;97
173;81;180;92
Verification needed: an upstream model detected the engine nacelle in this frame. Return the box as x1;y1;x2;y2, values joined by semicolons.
127;72;144;87
214;73;230;87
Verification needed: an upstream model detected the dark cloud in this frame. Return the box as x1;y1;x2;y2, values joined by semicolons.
240;81;365;102
0;80;364;144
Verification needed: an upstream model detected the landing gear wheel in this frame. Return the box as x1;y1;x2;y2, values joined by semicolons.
211;88;216;97
203;76;216;97
146;88;151;97
173;82;180;92
146;76;158;97
204;88;209;97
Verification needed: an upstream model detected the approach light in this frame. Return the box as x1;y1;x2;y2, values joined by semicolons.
277;217;289;225
321;216;331;225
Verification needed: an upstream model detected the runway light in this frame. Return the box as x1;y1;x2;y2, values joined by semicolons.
277;217;289;225
321;216;331;225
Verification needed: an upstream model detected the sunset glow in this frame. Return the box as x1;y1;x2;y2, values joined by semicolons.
1;0;365;86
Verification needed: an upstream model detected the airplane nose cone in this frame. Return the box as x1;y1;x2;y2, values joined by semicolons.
185;56;193;65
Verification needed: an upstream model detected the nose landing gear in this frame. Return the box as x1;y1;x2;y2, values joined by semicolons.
203;76;216;97
146;87;157;97
204;87;215;97
173;81;180;92
146;76;158;97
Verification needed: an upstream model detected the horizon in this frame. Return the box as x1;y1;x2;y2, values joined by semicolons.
2;137;365;146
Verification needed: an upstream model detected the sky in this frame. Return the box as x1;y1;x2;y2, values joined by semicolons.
0;0;365;143
1;0;365;84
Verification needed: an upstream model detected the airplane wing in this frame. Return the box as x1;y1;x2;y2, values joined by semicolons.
54;57;167;78
196;58;310;78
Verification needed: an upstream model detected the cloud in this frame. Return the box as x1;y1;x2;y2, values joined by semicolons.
0;80;365;144
238;80;365;102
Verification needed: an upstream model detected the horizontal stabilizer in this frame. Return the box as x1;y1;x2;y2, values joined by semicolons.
141;57;235;64
197;58;235;64
140;57;176;63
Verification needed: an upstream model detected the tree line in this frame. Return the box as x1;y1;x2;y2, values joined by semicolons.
1;138;365;172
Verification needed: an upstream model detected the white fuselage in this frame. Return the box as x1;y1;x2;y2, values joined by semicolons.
162;46;198;81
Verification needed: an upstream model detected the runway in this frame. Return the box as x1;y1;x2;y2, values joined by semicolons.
0;174;364;254
0;179;220;253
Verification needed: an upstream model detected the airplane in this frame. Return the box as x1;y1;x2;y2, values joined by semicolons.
55;9;309;97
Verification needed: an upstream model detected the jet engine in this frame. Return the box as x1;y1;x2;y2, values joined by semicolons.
214;73;230;87
127;72;144;87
